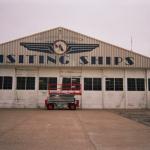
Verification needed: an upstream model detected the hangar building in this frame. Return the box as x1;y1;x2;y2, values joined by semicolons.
0;27;150;109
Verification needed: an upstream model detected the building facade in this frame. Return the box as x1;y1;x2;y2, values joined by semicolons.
0;27;150;109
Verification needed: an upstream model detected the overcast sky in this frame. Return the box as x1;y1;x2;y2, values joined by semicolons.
0;0;150;56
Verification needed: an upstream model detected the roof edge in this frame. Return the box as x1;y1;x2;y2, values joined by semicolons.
0;26;149;59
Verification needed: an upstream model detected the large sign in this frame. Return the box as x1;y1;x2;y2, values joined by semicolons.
0;40;134;66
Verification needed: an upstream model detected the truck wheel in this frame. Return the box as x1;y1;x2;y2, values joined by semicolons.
69;104;76;110
47;104;54;110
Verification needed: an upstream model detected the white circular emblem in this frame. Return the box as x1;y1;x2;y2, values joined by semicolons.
53;40;67;55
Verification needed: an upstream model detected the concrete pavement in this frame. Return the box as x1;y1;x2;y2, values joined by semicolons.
0;109;150;150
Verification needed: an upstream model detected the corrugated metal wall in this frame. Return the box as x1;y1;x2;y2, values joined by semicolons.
0;27;150;68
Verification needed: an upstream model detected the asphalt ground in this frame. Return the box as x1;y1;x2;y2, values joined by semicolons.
112;109;150;127
0;109;150;150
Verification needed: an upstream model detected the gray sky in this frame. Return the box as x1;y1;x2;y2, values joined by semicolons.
0;0;150;56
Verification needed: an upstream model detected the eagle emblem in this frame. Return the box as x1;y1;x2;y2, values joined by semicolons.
20;40;99;55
